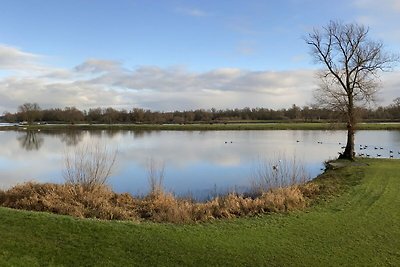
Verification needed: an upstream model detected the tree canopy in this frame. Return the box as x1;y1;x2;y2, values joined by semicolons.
306;21;398;159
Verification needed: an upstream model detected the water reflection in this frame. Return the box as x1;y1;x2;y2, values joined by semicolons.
391;130;400;143
17;131;44;151
62;131;84;146
1;130;400;199
15;130;155;150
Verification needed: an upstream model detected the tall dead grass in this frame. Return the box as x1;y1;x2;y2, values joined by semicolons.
0;182;137;220
0;152;320;223
0;182;319;223
250;154;310;196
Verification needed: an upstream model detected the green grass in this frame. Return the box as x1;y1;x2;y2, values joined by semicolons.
1;158;399;266
2;122;400;131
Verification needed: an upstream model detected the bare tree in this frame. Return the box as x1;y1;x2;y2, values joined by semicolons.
146;158;165;195
63;142;118;191
18;102;42;124
305;21;398;159
393;97;400;107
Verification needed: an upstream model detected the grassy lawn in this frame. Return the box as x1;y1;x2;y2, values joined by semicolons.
0;158;399;266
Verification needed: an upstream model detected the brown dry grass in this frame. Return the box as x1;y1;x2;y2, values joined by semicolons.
0;181;319;223
0;182;137;220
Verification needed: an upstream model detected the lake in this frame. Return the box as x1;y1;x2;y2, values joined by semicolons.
1;129;399;200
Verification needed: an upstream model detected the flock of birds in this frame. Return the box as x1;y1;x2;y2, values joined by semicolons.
221;139;398;172
354;144;400;158
223;139;399;159
313;140;400;159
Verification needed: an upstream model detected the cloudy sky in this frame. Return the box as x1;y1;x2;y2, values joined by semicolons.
0;0;399;113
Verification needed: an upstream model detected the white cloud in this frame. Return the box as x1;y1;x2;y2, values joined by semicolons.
74;59;123;74
88;66;315;95
378;72;400;104
1;44;396;113
0;56;317;112
0;44;42;71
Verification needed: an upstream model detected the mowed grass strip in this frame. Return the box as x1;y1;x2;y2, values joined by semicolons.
0;159;399;266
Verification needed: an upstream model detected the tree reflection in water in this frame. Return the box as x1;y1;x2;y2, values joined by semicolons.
60;130;84;146
17;130;44;151
17;130;86;150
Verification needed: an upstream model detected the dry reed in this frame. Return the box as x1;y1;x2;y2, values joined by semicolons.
0;151;320;223
0;182;318;223
250;154;310;196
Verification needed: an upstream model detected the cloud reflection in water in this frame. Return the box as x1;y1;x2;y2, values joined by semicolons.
1;130;399;199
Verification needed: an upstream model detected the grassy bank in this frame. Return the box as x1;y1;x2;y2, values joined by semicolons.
0;158;399;266
2;122;400;131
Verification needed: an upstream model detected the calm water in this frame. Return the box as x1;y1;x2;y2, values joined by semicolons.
1;130;400;199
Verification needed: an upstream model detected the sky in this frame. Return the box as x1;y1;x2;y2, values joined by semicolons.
0;0;399;113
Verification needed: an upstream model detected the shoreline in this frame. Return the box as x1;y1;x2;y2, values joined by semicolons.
1;122;400;131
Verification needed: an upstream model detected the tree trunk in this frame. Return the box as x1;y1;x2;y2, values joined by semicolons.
339;122;355;160
339;94;355;160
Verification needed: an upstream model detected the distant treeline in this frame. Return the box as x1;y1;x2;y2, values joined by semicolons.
2;100;400;124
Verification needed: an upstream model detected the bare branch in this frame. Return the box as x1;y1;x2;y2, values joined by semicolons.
305;20;399;159
63;141;118;191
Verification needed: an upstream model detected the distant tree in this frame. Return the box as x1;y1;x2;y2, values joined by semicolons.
102;107;119;124
306;21;398;160
18;103;42;124
130;108;145;123
118;109;130;123
87;108;103;123
42;108;63;122
63;107;85;124
184;111;195;122
393;97;400;107
389;97;400;120
286;104;301;120
2;111;16;122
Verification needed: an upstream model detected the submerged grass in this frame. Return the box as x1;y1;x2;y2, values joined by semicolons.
0;158;399;266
